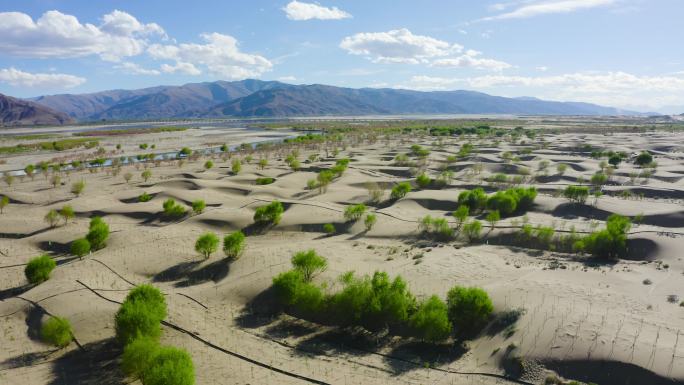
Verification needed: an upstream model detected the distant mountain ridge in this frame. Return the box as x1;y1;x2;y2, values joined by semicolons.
0;93;73;126
28;79;639;121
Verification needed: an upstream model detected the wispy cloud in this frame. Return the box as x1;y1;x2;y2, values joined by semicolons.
480;0;616;21
0;67;86;88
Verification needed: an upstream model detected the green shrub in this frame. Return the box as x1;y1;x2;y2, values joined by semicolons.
191;199;205;215
204;160;213;170
486;210;500;230
416;173;431;188
458;188;487;212
41;316;73;347
343;203;366;222
179;147;192;156
115;285;166;345
70;238;91;259
452;205;469;227
231;159;242;174
291;249;327;282
144;345;195;385
323;223;336;234
462;220;482;242
635;151;653;166
446;286;493;333
563;185;589;204
122;336;158;379
608;154;622;167
420;215;453;240
87;217;110;250
138;192;153;202
580;214;631;259
141;170;152;182
316;170;334;193
390;182;412;200
487;191;517;215
253;201;284;225
59;205;75;225
409;295;452;343
591;172;608;187
0;195;8;213
162;199;187;218
223;231;245;260
255;177;275;185
45;209;60;227
71;180;85;196
328;271;416;332
364;213;377;231
272;270;325;315
195;232;219;259
25;254;56;284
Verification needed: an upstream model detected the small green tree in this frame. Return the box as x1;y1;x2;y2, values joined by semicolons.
390;182;412;200
323;223;336;235
462;220;482;242
317;170;333;193
416;173;431;188
138;192;153;202
364;213;377;231
258;158;268;170
191;200;206;215
223;231;245;260
231;159;242;175
556;163;568;176
50;174;61;188
121;336;158;379
635;151;653;166
452;205;469;229
25;164;35;180
115;285;167;345
0;195;9;213
564;185;589;204
25;254;56;284
144;346;195;385
162;199;187;218
291;249;327;282
45;209;60;227
124;172;133;184
141;170;152;182
179;147;192;156
59;205;75;225
70;238;91;259
343;203;366;222
87;217;110;250
195;232;219;259
458;188;488;213
204;160;213;170
409;295;452;343
41;316;73;348
253;201;284;225
486;210;500;232
71;180;85;196
446;286;493;333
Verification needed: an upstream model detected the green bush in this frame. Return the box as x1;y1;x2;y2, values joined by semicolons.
179;147;192;156
86;217;110;250
343;203;366;222
563;185;589;204
70;238;91;259
25;254;56;284
162;199;187;218
59;205;75;224
231;159;242;174
409;295;452;343
486;187;537;216
191;199;205;215
115;285;167;345
138;192;153;202
253;201;284;225
390;182;412;200
364;213;377;231
204;160;213;170
223;231;245;260
122;336;158;379
579;214;631;259
452;205;469;227
419;215;453;240
416;173;431;188
195;232;219;259
272;270;325;315
316;170;334;192
446;286;493;333
291;249;327;282
323;223;335;234
144;346;195;385
256;177;275;185
41;316;73;347
462;220;482;242
458;188;487;212
635;151;653;166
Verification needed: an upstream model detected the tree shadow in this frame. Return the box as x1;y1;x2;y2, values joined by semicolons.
294;328;381;359
47;339;125;385
26;305;46;342
0;283;36;301
0;349;56;370
153;257;231;287
235;286;281;329
384;340;467;375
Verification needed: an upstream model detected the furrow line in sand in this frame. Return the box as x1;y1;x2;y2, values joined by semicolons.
74;279;331;385
14;295;85;352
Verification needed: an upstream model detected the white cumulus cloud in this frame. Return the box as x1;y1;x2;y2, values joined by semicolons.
481;0;615;21
116;62;161;75
432;50;512;71
0;67;86;88
0;10;165;61
149;33;272;79
283;1;351;20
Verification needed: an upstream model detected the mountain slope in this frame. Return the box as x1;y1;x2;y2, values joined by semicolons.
30;79;638;120
32;79;285;120
0;93;73;126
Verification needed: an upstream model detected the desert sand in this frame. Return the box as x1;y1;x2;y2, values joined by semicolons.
0;120;683;385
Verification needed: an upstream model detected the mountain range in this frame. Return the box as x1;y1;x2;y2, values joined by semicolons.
0;93;73;126
1;79;644;125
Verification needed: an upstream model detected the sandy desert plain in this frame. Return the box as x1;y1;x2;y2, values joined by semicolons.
0;117;683;385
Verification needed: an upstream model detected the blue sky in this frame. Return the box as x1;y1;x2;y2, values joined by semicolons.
0;0;683;112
